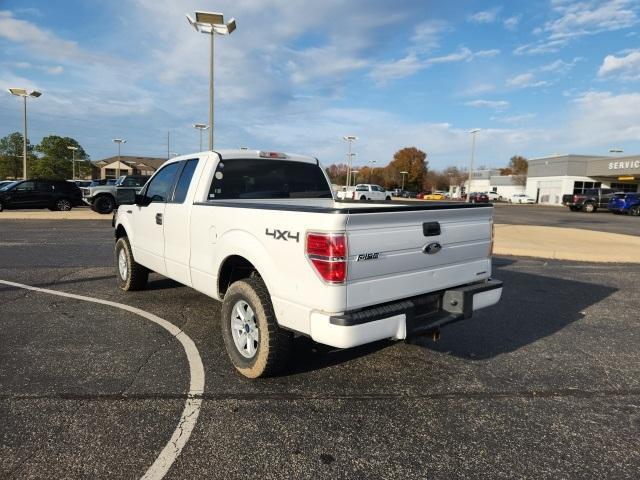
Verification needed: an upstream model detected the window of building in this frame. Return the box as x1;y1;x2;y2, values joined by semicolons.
573;181;602;194
610;182;638;193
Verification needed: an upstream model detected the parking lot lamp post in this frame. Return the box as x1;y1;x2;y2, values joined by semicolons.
193;123;209;151
187;12;236;151
67;146;78;180
342;135;357;187
113;139;126;179
8;88;42;180
467;128;481;202
400;170;408;191
351;170;359;185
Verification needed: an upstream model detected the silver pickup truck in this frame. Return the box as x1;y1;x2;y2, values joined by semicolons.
82;175;149;214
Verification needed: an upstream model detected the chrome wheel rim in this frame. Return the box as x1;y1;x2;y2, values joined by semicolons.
230;300;259;359
118;248;128;280
58;200;71;211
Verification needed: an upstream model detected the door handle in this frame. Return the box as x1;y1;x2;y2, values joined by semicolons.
155;213;163;225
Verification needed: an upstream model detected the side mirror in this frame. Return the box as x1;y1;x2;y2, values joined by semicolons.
134;193;149;206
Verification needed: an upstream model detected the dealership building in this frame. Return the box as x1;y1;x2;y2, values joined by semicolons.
525;154;640;205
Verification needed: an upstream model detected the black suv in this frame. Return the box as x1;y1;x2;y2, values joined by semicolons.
0;180;82;212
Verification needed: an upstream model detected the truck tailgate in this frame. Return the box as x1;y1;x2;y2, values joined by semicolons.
345;205;493;310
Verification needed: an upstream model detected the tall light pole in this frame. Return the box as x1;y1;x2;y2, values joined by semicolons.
400;170;408;191
351;170;359;185
343;135;357;187
193;123;209;151
368;160;376;183
8;88;42;180
187;11;236;151
113;138;126;179
467;128;481;202
67;146;79;180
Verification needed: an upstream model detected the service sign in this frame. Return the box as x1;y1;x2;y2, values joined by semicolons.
586;156;640;176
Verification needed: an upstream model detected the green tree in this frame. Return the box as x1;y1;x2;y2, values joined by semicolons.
32;135;90;180
0;132;36;179
387;147;428;191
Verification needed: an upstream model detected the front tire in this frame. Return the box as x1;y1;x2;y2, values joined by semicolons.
221;277;293;378
582;202;596;213
359;195;367;201
629;205;640;216
93;195;116;214
0;201;4;212
385;196;391;201
115;237;148;291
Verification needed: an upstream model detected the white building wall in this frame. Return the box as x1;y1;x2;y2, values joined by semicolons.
494;184;525;199
465;178;491;193
525;175;594;205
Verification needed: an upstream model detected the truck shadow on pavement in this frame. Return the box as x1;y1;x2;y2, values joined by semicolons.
290;257;619;371
414;258;618;360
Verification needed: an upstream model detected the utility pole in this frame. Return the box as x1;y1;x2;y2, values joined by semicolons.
467;128;481;202
67;146;78;180
167;131;170;160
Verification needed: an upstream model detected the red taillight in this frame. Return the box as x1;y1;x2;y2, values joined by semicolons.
306;232;347;283
573;195;578;203
351;191;355;199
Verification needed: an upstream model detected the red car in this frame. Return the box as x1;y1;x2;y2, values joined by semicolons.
468;192;489;203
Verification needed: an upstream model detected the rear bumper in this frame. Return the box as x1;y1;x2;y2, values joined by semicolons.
309;279;502;349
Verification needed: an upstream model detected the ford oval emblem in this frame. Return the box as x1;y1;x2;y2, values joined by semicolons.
423;242;442;255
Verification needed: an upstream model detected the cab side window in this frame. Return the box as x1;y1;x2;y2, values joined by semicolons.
172;159;199;203
144;163;181;203
16;181;36;191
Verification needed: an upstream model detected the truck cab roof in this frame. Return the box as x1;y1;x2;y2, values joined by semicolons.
172;149;318;165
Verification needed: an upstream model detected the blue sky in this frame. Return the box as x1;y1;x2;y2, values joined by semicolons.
1;0;639;170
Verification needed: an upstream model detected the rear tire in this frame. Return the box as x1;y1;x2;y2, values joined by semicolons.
92;195;116;214
115;236;148;291
385;196;391;201
221;277;293;378
0;201;4;212
630;205;640;216
360;195;367;201
582;202;596;213
54;198;72;211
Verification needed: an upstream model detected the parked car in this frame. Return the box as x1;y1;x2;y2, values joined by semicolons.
485;191;502;201
0;179;82;212
422;192;446;200
82;175;150;214
509;194;535;204
402;191;417;198
339;184;392;201
89;178;117;187
608;192;640;216
113;149;502;378
562;188;615;213
468;192;489;203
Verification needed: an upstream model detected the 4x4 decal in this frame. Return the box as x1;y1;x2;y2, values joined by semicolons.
265;228;300;243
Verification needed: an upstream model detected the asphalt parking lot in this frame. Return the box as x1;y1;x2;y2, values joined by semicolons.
493;203;640;235
1;220;639;479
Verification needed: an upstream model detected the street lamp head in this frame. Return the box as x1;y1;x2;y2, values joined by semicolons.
400;170;408;174
469;128;481;134
343;135;357;141
193;123;209;130
609;148;623;153
8;88;42;98
113;138;126;144
67;146;78;151
189;11;236;35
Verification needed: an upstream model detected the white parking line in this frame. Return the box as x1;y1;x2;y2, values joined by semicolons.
0;279;205;480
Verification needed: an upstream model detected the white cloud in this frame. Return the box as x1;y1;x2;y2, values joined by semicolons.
506;73;549;88
569;90;640;145
45;65;64;75
539;57;582;73
464;99;509;111
598;49;640;79
467;7;501;24
515;0;639;55
503;15;521;31
369;54;423;84
410;20;451;54
492;113;538;124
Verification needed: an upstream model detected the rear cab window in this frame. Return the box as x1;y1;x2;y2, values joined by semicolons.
208;159;332;200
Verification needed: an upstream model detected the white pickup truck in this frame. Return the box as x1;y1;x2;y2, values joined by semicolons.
337;184;392;201
113;150;502;378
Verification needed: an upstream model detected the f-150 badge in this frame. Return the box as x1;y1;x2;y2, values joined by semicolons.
265;228;300;243
356;252;380;261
